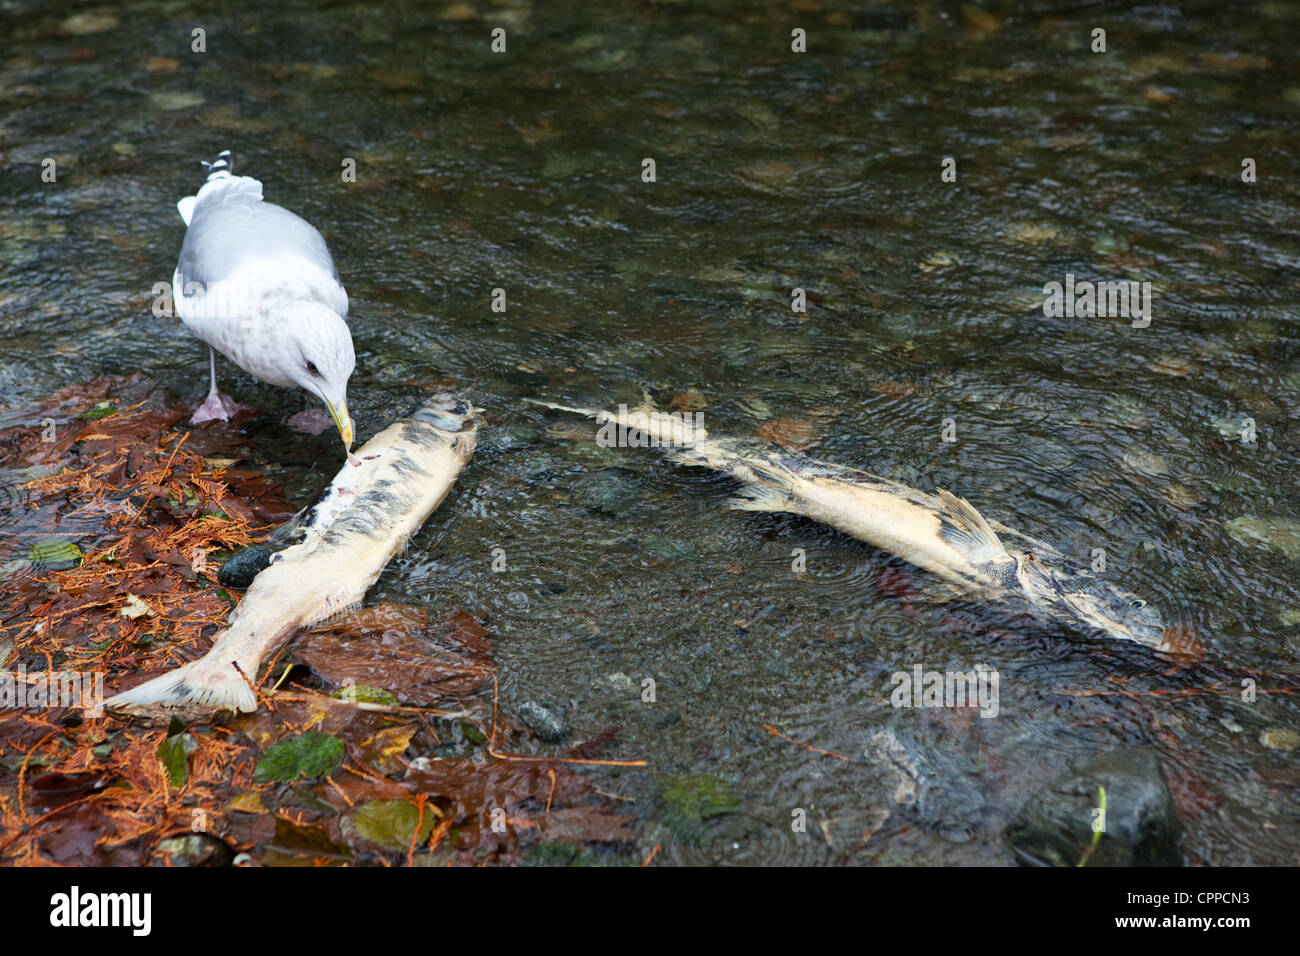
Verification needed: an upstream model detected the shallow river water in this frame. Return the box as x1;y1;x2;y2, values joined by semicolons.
2;0;1299;864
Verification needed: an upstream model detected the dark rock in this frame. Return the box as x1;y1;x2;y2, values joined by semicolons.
217;544;274;588
517;700;569;743
154;833;235;867
1005;748;1182;867
573;467;641;517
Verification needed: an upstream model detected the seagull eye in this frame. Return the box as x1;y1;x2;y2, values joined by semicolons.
1130;599;1146;609
306;361;320;376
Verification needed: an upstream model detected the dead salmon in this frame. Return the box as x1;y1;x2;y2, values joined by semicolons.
530;397;1175;652
107;394;481;714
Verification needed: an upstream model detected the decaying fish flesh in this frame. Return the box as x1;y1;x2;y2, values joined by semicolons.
107;394;480;714
531;398;1175;651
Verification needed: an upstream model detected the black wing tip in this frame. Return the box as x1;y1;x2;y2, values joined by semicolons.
199;149;234;179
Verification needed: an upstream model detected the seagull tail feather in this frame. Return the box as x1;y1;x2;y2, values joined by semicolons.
177;150;262;224
200;148;234;182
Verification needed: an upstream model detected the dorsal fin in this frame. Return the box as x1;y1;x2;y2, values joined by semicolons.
935;488;1010;564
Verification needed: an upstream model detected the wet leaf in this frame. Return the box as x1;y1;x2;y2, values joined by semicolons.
658;774;739;845
345;799;438;851
358;724;417;776
156;730;196;788
253;731;346;783
331;684;400;705
226;792;269;814
295;619;488;705
30;540;82;569
120;593;153;619
1162;626;1207;668
78;401;119;420
264;816;352;864
756;416;822;452
28;772;108;809
537;807;637;844
670;389;707;411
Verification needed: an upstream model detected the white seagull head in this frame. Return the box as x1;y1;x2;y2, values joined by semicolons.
279;300;356;450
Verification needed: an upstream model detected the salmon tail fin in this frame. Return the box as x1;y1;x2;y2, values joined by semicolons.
728;482;791;513
106;656;258;714
725;459;798;514
302;599;363;629
935;488;1010;565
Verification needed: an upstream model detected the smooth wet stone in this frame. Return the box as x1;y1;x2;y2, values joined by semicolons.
155;833;235;866
1259;728;1299;752
1005;748;1182;867
516;700;569;742
573;467;641;517
60;12;119;34
1225;516;1300;561
217;544;274;589
149;91;204;111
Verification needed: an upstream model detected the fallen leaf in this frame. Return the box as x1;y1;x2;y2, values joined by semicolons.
670;390;707;411
253;731;346;783
1195;52;1272;73
756;417;822;452
120;593;153;619
359;724;417;776
344;799;439;851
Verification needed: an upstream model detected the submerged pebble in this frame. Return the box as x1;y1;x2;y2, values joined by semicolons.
60;12;119;34
1225;516;1300;561
1005;749;1181;867
516;700;569;742
1259;728;1300;752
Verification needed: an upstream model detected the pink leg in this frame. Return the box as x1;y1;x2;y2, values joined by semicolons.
190;346;249;424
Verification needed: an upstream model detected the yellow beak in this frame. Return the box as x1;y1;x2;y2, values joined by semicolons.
326;398;353;451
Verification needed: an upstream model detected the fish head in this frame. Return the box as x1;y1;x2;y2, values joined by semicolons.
1050;570;1169;649
282;300;357;450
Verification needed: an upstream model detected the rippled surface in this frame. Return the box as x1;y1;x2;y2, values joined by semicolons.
2;0;1299;864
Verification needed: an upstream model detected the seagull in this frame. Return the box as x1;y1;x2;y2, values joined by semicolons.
172;149;355;450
